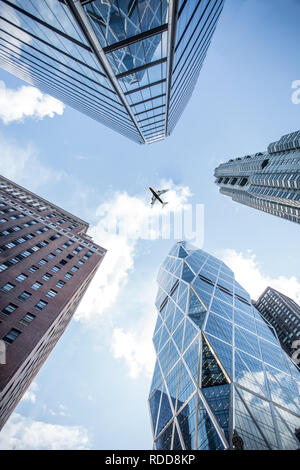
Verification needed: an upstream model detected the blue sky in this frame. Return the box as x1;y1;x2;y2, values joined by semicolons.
0;0;300;450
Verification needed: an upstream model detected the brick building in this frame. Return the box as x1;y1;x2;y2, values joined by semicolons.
0;174;106;430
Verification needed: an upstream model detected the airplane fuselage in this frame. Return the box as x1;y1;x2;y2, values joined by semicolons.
149;187;164;204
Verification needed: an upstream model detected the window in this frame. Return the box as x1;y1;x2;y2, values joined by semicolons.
21;250;31;258
31;282;43;291
51;265;60;273
16;273;28;282
0;263;8;272
46;289;57;298
78;260;84;266
18;291;32;302
20;313;36;325
3;328;21;344
2;303;18;315
64;272;73;280
47;253;56;259
5;242;16;249
38;259;48;265
56;280;65;289
34;300;48;311
42;273;52;281
59;259;67;266
55;248;62;253
49;234;61;241
66;254;73;260
28;265;38;273
71;266;78;272
1;282;15;292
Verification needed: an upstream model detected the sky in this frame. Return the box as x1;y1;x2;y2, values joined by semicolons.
0;0;300;450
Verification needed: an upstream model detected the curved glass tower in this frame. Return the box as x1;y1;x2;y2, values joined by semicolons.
148;241;300;450
0;0;224;144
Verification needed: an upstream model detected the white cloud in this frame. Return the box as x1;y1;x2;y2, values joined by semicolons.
74;180;193;324
218;249;300;303
0;81;64;124
0;413;90;450
111;327;155;379
48;404;69;418
0;133;65;190
21;382;39;405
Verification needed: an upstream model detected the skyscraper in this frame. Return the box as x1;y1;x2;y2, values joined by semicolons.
0;174;106;430
254;287;300;362
0;0;224;144
214;130;300;224
148;241;300;450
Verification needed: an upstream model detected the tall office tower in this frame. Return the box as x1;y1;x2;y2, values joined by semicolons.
148;241;300;450
214;130;300;224
254;287;300;362
0;174;106;430
0;0;224;144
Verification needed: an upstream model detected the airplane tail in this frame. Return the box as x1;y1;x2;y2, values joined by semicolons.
162;202;168;208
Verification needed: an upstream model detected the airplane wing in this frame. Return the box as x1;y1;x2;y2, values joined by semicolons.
156;189;169;196
150;195;157;206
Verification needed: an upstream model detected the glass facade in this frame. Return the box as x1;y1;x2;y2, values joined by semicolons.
214;130;300;224
148;241;300;450
0;0;224;144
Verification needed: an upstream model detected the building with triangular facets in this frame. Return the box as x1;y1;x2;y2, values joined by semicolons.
148;241;300;450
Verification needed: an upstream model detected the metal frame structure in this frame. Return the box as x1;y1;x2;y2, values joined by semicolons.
148;241;300;450
0;0;224;144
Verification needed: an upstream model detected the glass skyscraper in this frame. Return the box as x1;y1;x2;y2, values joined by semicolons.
214;130;300;224
0;0;224;144
254;287;300;362
148;241;300;450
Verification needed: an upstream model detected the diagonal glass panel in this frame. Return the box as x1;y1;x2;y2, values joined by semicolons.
205;334;232;379
173;422;183;450
202;384;230;443
182;262;195;282
234;351;268;398
155;422;173;450
237;388;279;449
197;395;224;450
201;337;228;388
177;361;196;409
205;312;232;344
183;338;200;385
182;318;199;353
172;319;185;353
234;387;270;450
177;393;197;450
156;387;173;437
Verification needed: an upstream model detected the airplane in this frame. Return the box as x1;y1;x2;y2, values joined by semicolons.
149;187;169;207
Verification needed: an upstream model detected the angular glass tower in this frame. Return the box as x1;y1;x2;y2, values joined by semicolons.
148;241;300;450
0;0;224;144
214;130;300;224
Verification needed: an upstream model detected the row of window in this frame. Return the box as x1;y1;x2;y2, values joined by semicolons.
1;194;102;256
2;299;48;316
0;232;92;273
